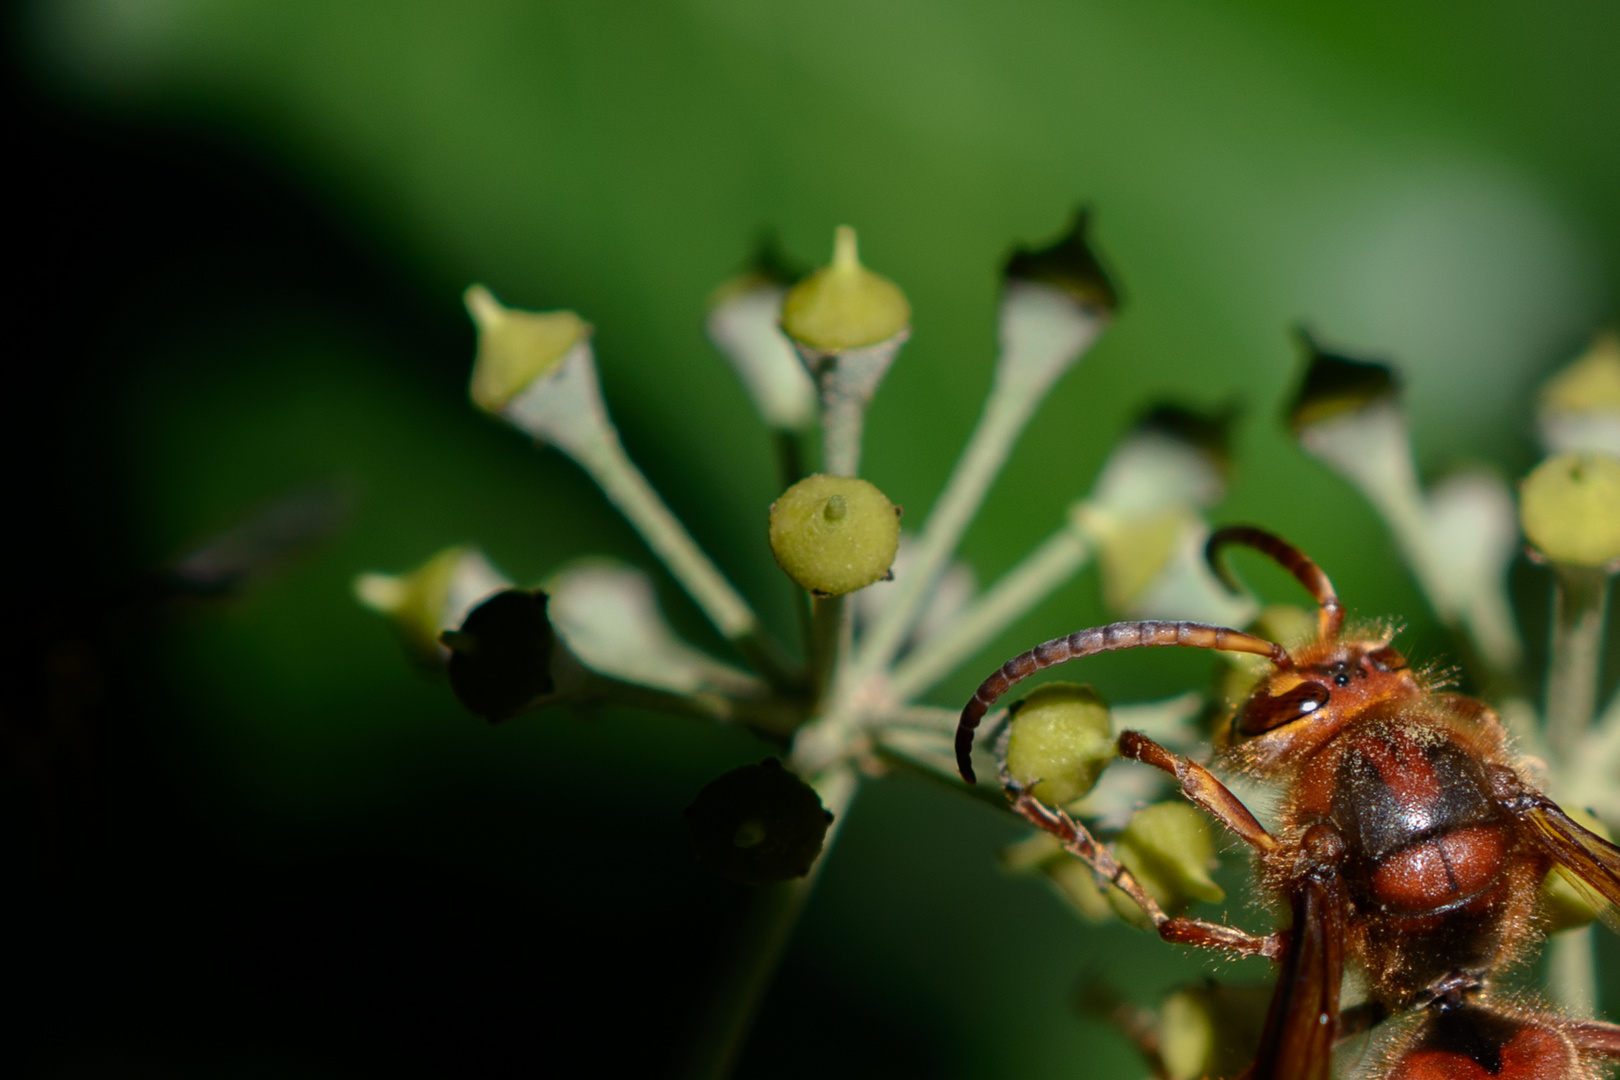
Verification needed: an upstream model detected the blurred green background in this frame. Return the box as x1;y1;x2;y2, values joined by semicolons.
7;1;1619;1076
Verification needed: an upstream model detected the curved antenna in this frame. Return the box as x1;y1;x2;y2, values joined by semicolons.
1205;525;1344;641
955;620;1289;783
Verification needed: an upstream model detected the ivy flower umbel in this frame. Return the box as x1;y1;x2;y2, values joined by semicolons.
355;218;1620;1077
357;213;1207;1077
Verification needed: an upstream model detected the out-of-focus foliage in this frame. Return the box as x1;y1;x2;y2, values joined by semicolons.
13;1;1620;1076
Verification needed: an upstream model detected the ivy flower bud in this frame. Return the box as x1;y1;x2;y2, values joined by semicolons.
463;283;617;468
1288;329;1399;429
1003;206;1120;316
1539;808;1613;932
1286;336;1430;560
1156;984;1270;1080
1079;404;1249;625
684;758;834;885
1088;405;1231;518
463;286;769;657
545;559;761;696
1288;331;1526;669
440;588;561;721
1111;801;1224;920
1004;682;1114;806
1519;452;1620;569
993;208;1119;399
1042;855;1118;923
781;226;910;352
999;831;1115;923
1424;469;1523;669
782;227;912;476
706;236;817;432
1287;333;1418;518
1284;332;1505;652
465;284;592;415
1537;330;1620;457
768;474;901;595
354;545;510;665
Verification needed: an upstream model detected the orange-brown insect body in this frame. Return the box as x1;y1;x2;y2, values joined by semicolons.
1381;1002;1620;1080
1230;640;1549;1008
954;525;1620;1080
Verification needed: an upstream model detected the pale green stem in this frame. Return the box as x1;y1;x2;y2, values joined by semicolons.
808;594;845;709
1548;926;1598;1017
582;673;802;740
773;430;816;661
819;390;865;478
1542;564;1609;1018
583;674;732;722
870;725;958;775
1462;578;1525;679
887;522;1092;702
789;592;815;684
504;348;797;690
850;283;1104;682
1544;565;1611;762
1302;405;1435;598
788;703;858;777
568;427;799;689
803;334;905;478
1567;690;1620;819
856;366;1071;681
864;705;962;730
1594;687;1620;757
678;766;858;1080
1377;495;1443;619
1350;443;1521;677
1300;405;1523;673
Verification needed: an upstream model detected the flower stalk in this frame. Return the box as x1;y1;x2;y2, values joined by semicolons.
808;595;844;709
805;338;907;477
854;219;1116;680
1538;561;1608;1014
564;420;800;688
466;285;799;691
886;514;1092;701
1544;565;1612;761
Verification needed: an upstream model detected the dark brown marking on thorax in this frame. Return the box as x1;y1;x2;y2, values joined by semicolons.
1330;725;1498;864
1291;716;1526;1004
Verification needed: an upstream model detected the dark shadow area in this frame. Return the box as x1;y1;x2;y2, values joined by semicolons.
0;26;820;1080
736;949;943;1080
